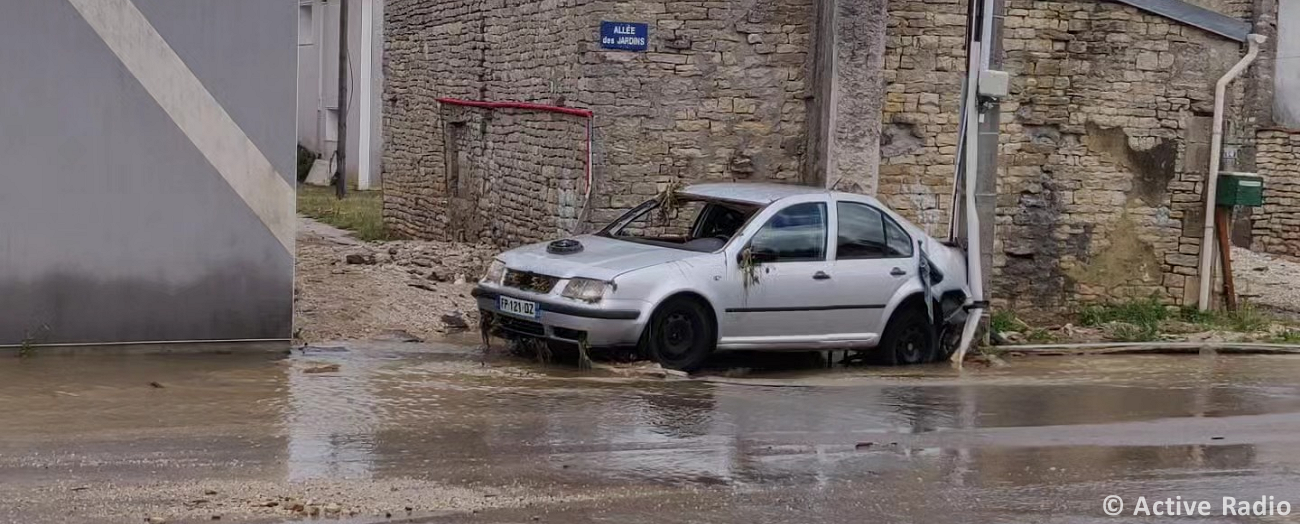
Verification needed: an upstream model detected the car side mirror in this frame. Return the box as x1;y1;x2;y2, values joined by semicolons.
738;247;778;264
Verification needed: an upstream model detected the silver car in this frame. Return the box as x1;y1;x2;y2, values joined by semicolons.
474;183;971;370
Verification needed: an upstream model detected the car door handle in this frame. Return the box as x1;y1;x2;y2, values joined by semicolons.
812;271;831;280
890;267;907;277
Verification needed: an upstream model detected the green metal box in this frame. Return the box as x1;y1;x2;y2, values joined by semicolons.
1216;172;1264;207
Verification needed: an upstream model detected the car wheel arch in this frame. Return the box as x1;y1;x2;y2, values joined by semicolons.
881;288;967;334
885;292;929;325
643;291;719;341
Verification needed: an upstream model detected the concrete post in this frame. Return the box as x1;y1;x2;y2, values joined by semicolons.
975;0;1004;305
806;0;889;193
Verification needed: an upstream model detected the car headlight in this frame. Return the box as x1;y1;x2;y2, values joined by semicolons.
561;278;612;303
481;259;506;285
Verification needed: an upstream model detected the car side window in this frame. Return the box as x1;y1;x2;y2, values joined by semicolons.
884;215;913;257
693;203;748;240
836;202;888;259
837;202;912;259
749;202;827;262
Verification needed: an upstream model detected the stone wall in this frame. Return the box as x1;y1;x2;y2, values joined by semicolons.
383;0;815;244
583;0;815;226
876;0;1254;319
383;0;1275;317
383;0;590;244
1253;129;1300;259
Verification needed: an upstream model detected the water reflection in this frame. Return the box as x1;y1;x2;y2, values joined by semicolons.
286;352;378;481
265;351;1300;492
3;349;1299;501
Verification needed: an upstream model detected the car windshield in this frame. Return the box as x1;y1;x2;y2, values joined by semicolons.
597;196;761;252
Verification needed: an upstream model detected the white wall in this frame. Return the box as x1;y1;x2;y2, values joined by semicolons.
297;1;322;153
295;0;383;187
1276;0;1300;127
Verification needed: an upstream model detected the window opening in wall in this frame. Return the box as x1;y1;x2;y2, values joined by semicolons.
445;122;465;198
298;4;313;46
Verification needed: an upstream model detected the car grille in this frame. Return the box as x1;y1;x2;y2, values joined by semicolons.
503;269;560;294
496;315;546;337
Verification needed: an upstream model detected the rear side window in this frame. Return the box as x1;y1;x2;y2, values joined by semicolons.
750;202;827;262
884;216;913;257
837;202;912;259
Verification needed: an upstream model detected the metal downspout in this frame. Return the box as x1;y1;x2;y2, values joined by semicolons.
1197;34;1265;311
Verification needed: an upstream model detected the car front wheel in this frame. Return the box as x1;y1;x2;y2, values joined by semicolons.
879;305;936;365
647;297;716;372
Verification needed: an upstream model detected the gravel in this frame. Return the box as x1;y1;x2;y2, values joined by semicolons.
0;477;631;524
294;217;499;343
1231;247;1300;314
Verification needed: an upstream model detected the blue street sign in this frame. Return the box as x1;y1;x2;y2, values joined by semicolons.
600;21;648;51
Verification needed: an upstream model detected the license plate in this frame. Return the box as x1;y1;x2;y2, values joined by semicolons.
498;295;540;319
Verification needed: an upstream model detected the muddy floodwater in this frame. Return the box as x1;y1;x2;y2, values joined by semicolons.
4;342;1300;523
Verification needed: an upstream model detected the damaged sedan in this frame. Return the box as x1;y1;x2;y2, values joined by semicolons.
474;183;971;370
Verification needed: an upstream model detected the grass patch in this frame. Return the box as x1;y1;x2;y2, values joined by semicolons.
1275;329;1300;344
1025;327;1057;343
1078;297;1168;342
1078;298;1276;341
990;310;1020;335
1108;322;1161;342
1177;304;1271;333
1219;307;1270;333
17;337;35;358
298;185;389;241
16;325;49;358
989;310;1057;344
1078;296;1169;328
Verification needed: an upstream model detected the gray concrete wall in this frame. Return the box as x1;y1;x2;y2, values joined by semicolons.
1275;0;1300;127
0;0;296;345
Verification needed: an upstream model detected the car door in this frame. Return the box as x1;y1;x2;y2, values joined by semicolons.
720;200;838;346
820;200;917;342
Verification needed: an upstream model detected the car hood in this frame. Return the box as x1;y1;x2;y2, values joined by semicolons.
497;235;705;281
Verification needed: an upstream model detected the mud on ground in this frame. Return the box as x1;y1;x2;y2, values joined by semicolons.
294;217;499;343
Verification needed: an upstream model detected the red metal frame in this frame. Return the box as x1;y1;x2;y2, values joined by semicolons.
436;97;594;118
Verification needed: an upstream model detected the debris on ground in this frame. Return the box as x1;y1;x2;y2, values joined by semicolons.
344;252;377;265
589;361;673;379
302;364;341;374
295;217;498;343
966;352;1009;367
440;311;470;332
299;345;348;354
373;329;423;343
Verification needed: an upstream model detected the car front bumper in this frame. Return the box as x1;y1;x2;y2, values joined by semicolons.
472;286;648;347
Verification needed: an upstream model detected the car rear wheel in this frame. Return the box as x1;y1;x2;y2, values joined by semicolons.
879;305;936;366
647;297;715;372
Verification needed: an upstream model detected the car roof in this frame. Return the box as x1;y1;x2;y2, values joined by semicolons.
677;182;928;238
679;183;830;204
679;183;892;208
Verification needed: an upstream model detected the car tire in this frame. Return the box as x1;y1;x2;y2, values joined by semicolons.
879;305;936;366
647;297;716;372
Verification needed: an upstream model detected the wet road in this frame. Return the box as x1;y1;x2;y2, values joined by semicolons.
4;342;1300;523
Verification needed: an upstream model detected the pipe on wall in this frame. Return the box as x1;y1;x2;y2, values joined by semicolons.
1197;34;1265;311
951;39;986;367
